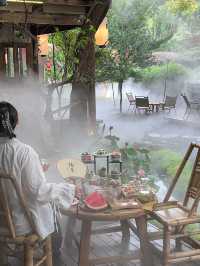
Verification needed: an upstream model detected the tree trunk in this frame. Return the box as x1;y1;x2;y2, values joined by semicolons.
118;80;123;113
70;22;96;133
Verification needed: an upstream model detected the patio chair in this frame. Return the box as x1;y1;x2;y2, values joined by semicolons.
135;96;153;113
181;94;200;119
161;95;177;112
126;92;135;111
147;143;200;266
0;172;52;266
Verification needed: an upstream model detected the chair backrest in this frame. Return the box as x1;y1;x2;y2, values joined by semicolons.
0;173;36;239
164;143;200;214
181;94;191;108
164;95;177;108
135;96;149;108
126;92;135;103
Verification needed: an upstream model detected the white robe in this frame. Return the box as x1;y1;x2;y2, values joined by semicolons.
0;137;75;239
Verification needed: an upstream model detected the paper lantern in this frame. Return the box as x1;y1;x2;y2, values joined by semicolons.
38;34;49;56
95;18;108;47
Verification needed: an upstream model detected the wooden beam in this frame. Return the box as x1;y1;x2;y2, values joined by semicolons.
0;12;83;25
43;4;86;15
0;2;33;12
89;0;111;28
46;0;93;6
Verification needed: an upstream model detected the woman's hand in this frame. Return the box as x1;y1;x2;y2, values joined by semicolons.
75;185;82;199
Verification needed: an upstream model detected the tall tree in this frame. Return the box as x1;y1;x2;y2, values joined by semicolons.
96;0;176;112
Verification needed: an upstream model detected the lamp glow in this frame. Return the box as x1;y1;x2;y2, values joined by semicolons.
38;34;48;56
95;18;108;47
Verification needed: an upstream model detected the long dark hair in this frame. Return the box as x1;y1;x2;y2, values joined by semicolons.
0;102;18;139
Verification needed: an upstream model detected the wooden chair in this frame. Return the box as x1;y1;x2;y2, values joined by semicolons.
148;143;200;266
0;172;52;266
161;95;177;112
135;96;153;113
126;92;135;111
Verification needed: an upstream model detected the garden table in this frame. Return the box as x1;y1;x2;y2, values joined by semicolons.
61;206;154;266
149;102;162;112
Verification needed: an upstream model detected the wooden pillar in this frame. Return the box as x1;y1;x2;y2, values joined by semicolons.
26;42;33;76
0;46;6;79
13;45;19;79
32;39;39;76
7;48;12;78
19;48;23;77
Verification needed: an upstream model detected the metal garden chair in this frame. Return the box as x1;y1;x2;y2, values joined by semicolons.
126;92;135;111
161;95;177;112
181;94;200;119
135;96;153;113
0;172;52;266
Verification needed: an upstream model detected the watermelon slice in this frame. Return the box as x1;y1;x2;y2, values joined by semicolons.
84;191;108;211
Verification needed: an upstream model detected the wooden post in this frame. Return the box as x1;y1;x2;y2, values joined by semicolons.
19;48;24;78
44;236;53;266
32;39;39;76
78;220;92;266
163;225;171;266
26;42;33;77
24;243;34;266
135;214;154;266
7;48;12;78
13;45;19;79
120;220;130;253
0;46;6;79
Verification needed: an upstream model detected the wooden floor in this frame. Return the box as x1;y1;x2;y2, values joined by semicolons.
61;220;199;266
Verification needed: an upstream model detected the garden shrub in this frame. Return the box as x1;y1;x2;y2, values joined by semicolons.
150;149;192;199
130;62;188;83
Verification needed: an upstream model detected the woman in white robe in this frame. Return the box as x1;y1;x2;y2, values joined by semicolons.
0;101;75;265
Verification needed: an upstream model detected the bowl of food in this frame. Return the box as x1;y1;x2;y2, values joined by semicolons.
94;149;108;156
81;152;93;162
110;151;121;162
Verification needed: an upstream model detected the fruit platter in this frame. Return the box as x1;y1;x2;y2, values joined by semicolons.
110;151;121;162
122;181;157;203
84;191;108;211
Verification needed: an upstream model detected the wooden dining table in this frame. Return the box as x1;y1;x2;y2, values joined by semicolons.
61;206;154;266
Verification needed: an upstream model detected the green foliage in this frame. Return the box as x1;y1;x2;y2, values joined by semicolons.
130;62;187;83
166;0;198;15
121;144;151;176
48;29;80;82
96;0;176;82
150;149;192;198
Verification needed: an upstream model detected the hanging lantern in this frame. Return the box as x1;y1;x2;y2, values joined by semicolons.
95;18;108;48
38;34;49;57
0;0;7;6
